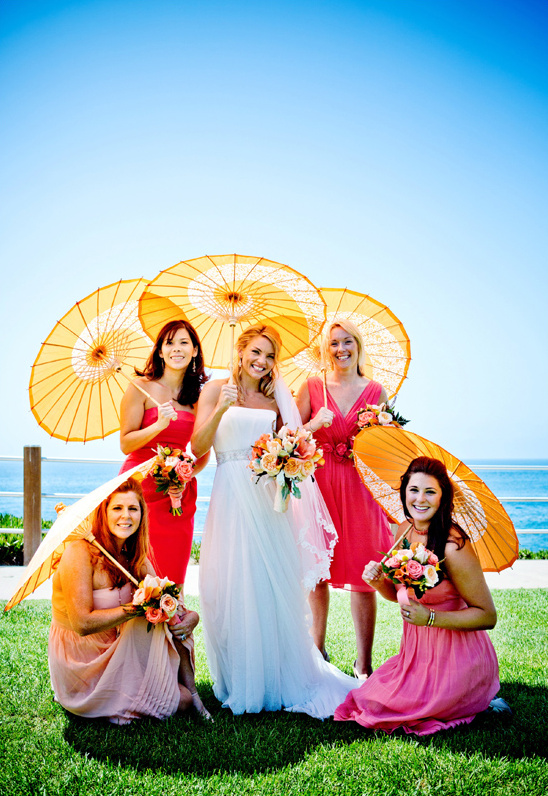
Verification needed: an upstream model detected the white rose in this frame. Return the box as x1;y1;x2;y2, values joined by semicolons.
132;587;146;606
423;565;439;587
378;411;393;425
413;544;430;564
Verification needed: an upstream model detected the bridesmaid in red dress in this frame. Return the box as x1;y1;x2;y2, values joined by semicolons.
296;319;394;678
119;320;209;586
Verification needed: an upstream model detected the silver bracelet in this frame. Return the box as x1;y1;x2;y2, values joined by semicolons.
426;609;436;627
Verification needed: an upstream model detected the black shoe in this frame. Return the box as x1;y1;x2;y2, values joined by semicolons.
485;697;512;716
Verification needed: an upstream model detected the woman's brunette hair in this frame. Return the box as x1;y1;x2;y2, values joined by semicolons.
233;324;282;399
320;319;367;376
399;456;468;562
89;478;149;587
136;320;208;406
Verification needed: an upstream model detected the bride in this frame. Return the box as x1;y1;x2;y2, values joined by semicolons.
191;324;356;716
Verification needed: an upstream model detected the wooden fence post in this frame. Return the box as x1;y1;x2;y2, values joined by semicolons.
24;446;41;564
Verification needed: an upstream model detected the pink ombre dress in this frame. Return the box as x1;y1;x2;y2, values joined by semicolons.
334;579;500;735
48;575;181;724
120;408;197;584
308;377;393;591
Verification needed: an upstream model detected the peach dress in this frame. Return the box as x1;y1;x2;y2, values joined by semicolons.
48;574;181;724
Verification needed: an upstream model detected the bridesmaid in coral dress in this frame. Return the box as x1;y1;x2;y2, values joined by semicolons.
119;321;209;586
334;456;506;736
297;319;393;678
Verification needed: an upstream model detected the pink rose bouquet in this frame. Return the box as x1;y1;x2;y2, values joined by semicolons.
381;539;443;598
150;444;195;516
131;574;181;632
248;426;325;512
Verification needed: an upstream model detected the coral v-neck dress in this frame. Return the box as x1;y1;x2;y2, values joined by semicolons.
308;377;393;591
120;408;197;584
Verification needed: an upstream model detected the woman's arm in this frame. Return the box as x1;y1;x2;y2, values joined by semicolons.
119;380;177;455
295;380;333;432
58;541;136;636
190;379;236;458
362;560;399;602
191;451;210;476
404;539;497;630
378;385;389;405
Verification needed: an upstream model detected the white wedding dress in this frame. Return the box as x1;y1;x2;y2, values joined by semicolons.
199;406;356;717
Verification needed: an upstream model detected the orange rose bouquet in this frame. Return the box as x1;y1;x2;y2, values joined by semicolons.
150;444;195;516
131;574;182;631
381;539;443;599
248;426;324;512
357;397;409;430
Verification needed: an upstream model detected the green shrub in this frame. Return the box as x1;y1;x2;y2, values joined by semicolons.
518;547;548;560
0;533;24;565
191;539;201;563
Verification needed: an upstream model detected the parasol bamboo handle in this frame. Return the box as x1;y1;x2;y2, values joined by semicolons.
380;523;411;564
321;368;328;407
228;320;236;385
129;380;163;409
85;533;139;587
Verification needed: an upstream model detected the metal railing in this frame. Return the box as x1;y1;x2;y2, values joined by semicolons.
1;449;547;563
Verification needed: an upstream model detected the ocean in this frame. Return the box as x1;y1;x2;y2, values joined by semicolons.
0;458;547;551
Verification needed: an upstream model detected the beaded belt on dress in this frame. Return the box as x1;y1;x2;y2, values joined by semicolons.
216;448;250;465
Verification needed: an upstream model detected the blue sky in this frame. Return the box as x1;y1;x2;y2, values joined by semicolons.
1;0;547;461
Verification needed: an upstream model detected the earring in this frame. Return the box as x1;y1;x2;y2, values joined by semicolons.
192;357;196;373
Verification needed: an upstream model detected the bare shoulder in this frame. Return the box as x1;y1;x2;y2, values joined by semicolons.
200;378;227;399
444;535;482;574
58;539;93;571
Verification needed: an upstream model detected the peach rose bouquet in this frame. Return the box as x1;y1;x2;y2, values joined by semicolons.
356;397;409;430
248;426;324;512
381;539;443;598
131;574;182;631
150;444;195;516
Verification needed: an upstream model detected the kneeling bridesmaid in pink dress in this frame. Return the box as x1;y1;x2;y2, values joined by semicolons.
334;456;506;736
48;477;211;724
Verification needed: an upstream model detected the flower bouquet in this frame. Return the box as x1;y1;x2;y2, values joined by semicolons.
381;538;443;600
150;444;195;516
248;426;324;512
357;397;409;429
131;574;182;631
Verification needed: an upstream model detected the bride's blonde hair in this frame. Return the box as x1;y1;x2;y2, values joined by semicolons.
233;324;281;399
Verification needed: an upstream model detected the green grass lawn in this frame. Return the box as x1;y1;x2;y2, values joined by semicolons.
1;590;546;796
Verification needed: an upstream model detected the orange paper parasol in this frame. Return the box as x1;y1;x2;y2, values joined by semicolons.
29;279;156;441
4;458;157;611
138;254;326;370
352;426;519;572
280;287;411;399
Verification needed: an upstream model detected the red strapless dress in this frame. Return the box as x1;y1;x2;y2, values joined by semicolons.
120;408;197;584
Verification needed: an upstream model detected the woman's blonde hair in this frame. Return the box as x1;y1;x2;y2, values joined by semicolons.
320;319;366;376
232;324;282;399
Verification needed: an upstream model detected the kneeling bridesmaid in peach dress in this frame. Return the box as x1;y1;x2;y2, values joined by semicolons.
48;477;210;724
335;457;506;736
